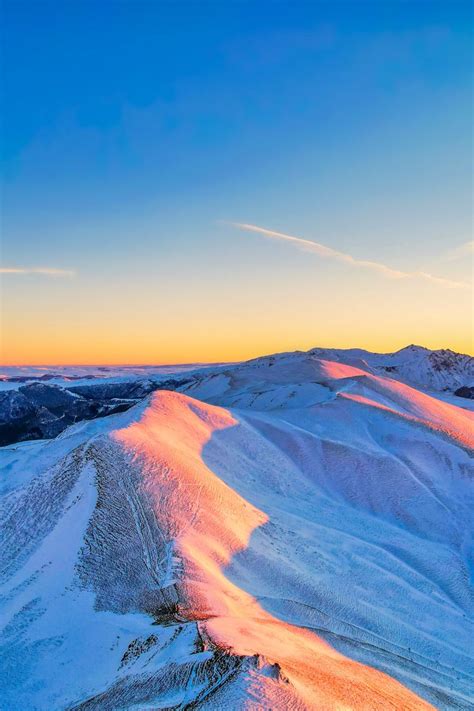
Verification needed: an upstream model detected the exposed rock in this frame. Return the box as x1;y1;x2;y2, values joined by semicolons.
454;385;474;400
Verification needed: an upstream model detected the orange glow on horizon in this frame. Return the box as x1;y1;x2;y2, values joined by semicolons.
2;244;472;365
1;331;473;367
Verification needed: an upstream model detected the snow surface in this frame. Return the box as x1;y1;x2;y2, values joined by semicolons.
0;363;224;391
1;348;473;709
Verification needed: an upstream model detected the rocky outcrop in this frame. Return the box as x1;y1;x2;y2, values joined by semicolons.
454;385;474;399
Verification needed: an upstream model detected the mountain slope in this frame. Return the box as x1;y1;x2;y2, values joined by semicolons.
0;345;472;448
308;344;474;393
1;351;473;709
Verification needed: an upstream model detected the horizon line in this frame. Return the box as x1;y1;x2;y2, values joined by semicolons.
1;342;472;369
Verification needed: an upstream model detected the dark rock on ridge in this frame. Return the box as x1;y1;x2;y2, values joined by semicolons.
454;386;474;400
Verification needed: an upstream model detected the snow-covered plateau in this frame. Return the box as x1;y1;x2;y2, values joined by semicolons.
1;345;473;709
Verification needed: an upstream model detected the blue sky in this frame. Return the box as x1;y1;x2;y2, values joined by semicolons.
1;1;472;363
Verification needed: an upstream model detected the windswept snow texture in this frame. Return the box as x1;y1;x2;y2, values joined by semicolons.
1;348;473;709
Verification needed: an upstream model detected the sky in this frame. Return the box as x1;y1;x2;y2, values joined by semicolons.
1;0;472;365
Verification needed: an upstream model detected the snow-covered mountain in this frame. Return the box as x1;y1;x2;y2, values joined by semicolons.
0;345;471;396
1;345;472;448
181;345;474;413
308;344;474;393
1;347;473;709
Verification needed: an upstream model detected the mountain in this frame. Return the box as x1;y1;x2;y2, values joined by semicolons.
307;344;474;393
0;345;472;447
181;345;474;413
0;377;192;446
0;347;473;709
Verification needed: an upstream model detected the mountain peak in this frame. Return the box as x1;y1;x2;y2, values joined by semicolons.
394;344;429;354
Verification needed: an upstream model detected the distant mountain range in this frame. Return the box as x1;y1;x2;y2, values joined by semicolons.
0;345;472;447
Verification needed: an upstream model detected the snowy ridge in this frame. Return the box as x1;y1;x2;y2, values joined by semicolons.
307;344;474;392
0;348;473;709
1;345;472;395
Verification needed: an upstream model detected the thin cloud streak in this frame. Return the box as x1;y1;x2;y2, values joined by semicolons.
443;241;474;262
0;267;75;277
229;222;470;290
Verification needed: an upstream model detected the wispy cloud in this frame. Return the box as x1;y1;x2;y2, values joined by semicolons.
0;267;75;277
442;241;474;262
228;222;470;290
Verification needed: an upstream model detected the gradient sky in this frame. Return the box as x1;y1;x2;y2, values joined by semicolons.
1;0;472;364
